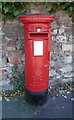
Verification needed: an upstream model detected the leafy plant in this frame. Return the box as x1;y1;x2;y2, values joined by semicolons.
2;2;74;21
2;2;30;20
12;65;25;93
43;2;51;6
43;2;73;16
0;1;2;9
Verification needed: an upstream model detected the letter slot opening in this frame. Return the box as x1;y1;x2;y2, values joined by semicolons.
29;33;48;38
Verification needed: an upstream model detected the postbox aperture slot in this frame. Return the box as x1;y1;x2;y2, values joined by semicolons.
29;33;48;38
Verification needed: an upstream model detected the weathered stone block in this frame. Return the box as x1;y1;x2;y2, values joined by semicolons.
0;36;2;44
30;3;51;14
2;83;13;91
51;21;59;29
56;35;67;43
0;58;7;67
64;73;72;78
4;46;16;52
50;61;55;67
62;44;72;52
2;72;8;80
2;23;24;37
17;64;25;73
64;56;72;64
0;69;6;73
8;52;22;64
0;79;13;91
7;41;16;47
0;73;2;80
54;62;63;69
59;65;72;73
61;78;72;83
6;67;12;74
59;25;65;34
64;51;71;56
55;10;71;24
52;29;58;35
50;70;56;77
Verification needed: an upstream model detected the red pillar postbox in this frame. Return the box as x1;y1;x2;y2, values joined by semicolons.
19;14;55;105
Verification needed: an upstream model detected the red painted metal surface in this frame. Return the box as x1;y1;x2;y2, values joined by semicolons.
19;14;55;92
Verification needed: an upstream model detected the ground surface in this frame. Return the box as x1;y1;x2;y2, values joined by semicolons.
1;91;73;119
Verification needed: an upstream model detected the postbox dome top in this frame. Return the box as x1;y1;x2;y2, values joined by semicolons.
19;14;55;24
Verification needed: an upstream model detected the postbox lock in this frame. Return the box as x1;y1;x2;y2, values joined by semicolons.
37;28;41;32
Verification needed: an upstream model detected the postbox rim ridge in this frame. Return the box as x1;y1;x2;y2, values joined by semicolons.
19;14;55;23
19;13;55;17
19;14;55;19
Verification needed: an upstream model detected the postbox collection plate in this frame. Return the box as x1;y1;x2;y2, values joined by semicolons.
34;41;43;56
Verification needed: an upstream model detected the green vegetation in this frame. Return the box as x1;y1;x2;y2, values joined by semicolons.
43;2;73;16
12;65;25;93
2;2;30;20
1;2;73;20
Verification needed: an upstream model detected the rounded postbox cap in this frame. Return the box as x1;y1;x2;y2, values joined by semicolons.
19;14;55;24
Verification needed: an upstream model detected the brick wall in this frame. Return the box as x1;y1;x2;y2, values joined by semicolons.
0;6;73;90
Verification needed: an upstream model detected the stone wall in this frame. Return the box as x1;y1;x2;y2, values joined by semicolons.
0;4;73;90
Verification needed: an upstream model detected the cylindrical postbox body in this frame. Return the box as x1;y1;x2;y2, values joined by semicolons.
19;14;55;105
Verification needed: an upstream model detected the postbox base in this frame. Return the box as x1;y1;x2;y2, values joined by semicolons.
25;89;48;106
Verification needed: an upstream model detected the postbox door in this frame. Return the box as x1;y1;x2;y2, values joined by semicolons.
25;37;50;92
